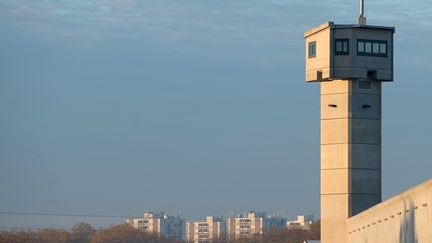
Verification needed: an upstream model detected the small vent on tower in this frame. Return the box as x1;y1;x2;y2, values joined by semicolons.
367;70;377;80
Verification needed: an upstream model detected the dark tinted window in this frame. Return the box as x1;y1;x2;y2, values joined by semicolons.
357;39;387;57
335;39;349;55
308;41;316;58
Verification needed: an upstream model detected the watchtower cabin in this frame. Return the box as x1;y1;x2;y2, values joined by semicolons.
304;22;395;82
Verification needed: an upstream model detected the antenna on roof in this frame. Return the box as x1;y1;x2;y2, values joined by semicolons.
358;0;366;25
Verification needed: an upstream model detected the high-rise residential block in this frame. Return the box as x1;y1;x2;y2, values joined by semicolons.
227;211;286;239
126;212;184;240
185;216;225;243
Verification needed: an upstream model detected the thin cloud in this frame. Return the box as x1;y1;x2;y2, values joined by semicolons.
0;0;430;47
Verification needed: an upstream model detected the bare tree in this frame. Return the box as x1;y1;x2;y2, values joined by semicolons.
307;220;320;241
71;222;95;243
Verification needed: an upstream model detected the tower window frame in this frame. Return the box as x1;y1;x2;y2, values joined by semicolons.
308;41;316;58
335;38;349;55
357;39;388;57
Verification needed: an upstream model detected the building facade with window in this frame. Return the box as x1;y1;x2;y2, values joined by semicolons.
185;216;225;243
126;212;185;240
304;21;394;83
287;215;313;230
227;211;287;239
227;211;264;239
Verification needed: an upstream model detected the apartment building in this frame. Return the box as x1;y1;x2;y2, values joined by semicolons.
287;215;313;230
185;216;225;243
227;211;286;239
126;212;184;240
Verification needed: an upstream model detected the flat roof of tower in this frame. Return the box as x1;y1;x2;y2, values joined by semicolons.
304;21;395;38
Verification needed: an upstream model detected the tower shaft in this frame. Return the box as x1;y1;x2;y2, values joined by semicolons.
320;79;381;243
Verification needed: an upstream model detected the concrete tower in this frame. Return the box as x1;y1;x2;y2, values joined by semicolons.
304;6;395;243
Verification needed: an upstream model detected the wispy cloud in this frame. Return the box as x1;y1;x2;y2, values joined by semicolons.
0;0;431;47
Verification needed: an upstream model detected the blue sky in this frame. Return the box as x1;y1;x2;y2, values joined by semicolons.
0;0;431;228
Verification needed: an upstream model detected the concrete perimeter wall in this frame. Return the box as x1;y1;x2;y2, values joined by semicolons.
347;178;432;243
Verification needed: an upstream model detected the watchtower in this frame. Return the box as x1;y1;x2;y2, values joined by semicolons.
304;2;395;243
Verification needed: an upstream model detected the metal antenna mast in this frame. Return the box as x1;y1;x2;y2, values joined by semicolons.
358;0;366;25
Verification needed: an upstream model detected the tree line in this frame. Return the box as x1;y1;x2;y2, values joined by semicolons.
0;220;320;243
